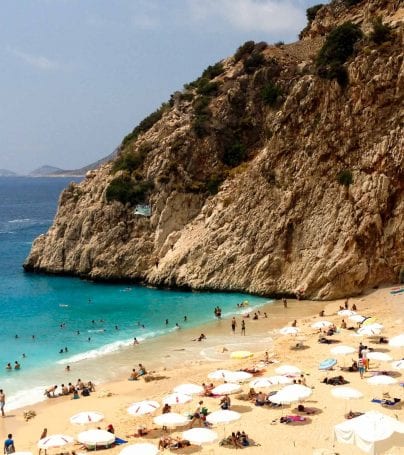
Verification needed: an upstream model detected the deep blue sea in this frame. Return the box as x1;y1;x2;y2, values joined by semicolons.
0;177;268;409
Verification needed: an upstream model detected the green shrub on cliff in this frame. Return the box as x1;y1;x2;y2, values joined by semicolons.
262;82;283;107
344;0;361;6
316;22;362;85
192;96;212;138
106;176;154;205
222;141;247;167
112;142;152;174
121;103;169;147
244;52;265;74
369;16;392;44
201;62;225;80
234;41;256;62
306;4;323;22
337;169;353;187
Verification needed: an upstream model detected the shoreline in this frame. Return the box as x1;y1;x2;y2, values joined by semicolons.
3;285;403;454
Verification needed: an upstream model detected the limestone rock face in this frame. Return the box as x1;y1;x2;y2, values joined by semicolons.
24;0;404;299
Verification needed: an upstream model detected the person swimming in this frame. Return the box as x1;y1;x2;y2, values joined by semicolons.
14;361;20;370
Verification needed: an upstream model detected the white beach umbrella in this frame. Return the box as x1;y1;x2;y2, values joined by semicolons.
357;326;382;337
127;400;160;416
173;383;204;395
163;393;192;405
249;377;273;389
280;384;312;400
222;371;252;382
250;376;292;389
70;411;104;425
349;314;366;323
367;352;392;362
153;412;188;428
331;387;363;400
311;321;333;329
270;385;312;405
389;334;404;348
208;370;232;380
331;345;356;356
279;326;300;335
206;410;241;425
38;435;74;449
211;383;241;395
182;428;218;445
391;360;404;370
275;364;301;375
367;375;397;386
77;430;115;447
337;310;356;317
119;443;158;455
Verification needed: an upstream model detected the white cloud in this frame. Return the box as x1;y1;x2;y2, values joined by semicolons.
7;47;59;71
187;0;305;33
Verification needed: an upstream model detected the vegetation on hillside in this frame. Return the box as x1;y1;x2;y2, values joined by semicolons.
316;21;363;85
121;103;169;147
106;175;154;206
369;16;392;44
337;169;353;187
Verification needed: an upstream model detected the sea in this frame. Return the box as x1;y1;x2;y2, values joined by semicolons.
0;177;269;410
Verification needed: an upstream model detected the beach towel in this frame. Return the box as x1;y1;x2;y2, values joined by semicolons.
371;398;400;406
390;288;404;295
280;415;306;423
114;437;127;445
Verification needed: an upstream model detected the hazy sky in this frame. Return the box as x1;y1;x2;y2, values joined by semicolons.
0;0;318;174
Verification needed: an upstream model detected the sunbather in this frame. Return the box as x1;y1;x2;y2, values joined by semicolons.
280;415;306;424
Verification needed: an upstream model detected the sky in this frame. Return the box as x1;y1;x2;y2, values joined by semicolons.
0;0;319;174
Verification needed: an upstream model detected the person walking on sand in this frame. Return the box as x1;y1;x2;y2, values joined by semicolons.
231;317;237;334
283;298;287;308
38;428;47;455
3;434;15;454
241;320;246;336
0;390;5;417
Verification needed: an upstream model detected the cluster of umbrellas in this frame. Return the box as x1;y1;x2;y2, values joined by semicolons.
33;324;404;455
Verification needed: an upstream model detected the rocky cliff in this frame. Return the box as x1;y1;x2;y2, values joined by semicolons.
24;0;404;300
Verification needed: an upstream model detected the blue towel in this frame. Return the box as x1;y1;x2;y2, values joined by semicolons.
115;437;127;445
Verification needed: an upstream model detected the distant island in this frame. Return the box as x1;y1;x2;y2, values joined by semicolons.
1;148;118;178
0;169;18;177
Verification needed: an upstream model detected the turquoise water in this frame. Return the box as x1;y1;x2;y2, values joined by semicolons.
0;177;268;409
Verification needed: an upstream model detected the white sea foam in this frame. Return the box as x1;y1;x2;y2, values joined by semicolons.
6;385;48;411
8;218;31;223
56;329;166;365
221;300;273;318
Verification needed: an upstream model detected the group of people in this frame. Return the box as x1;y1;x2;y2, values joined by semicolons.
231;317;246;335
128;364;147;381
5;362;20;371
44;379;95;399
221;431;251;448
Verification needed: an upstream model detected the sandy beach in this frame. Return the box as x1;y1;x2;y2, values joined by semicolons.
2;286;403;455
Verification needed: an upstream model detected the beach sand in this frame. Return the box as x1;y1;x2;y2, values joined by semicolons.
1;286;403;454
